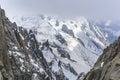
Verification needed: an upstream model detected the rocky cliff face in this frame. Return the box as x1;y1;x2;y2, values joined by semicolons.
84;37;120;80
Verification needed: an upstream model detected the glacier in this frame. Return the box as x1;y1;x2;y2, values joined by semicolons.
9;15;111;80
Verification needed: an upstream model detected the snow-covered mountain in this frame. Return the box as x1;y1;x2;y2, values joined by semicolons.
92;21;119;43
10;15;110;79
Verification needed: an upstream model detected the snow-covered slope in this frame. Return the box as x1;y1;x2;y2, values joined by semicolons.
93;21;119;43
11;15;109;80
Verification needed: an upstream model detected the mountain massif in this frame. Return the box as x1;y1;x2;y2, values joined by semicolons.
0;7;119;80
10;13;109;79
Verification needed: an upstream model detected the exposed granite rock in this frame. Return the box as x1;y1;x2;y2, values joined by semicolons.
62;24;74;37
84;37;120;80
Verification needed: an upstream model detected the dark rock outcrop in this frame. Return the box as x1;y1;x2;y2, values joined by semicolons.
84;37;120;80
62;24;74;37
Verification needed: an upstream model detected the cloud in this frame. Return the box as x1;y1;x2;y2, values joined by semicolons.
1;0;120;22
116;31;120;37
105;20;112;26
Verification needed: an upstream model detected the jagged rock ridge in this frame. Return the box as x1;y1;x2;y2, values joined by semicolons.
84;37;120;80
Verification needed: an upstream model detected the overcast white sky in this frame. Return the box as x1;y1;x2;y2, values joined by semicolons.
0;0;120;22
